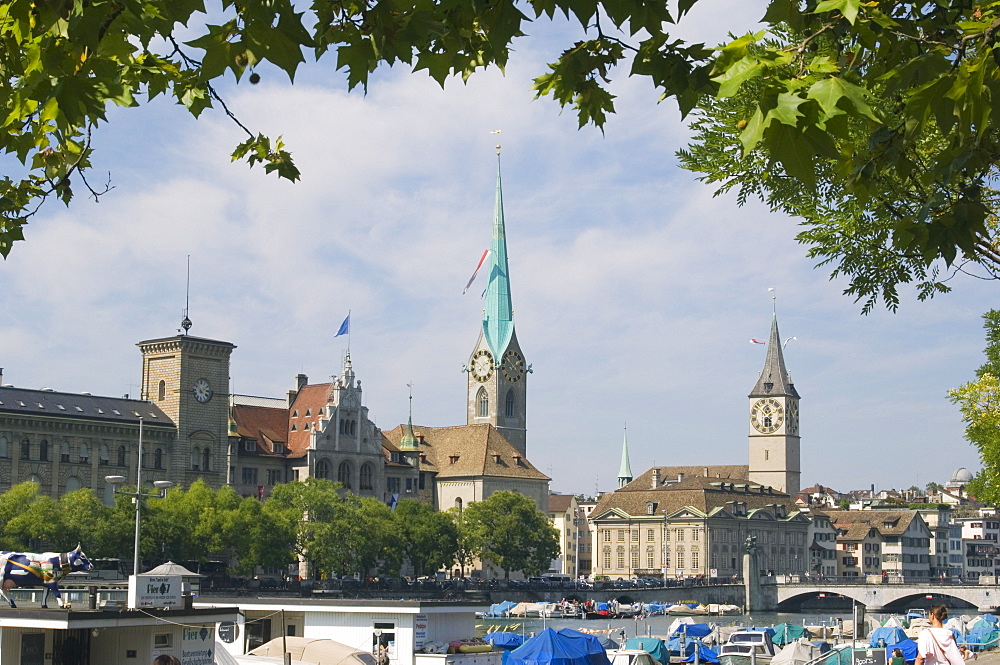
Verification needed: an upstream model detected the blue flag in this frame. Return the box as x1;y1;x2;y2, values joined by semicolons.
335;314;350;337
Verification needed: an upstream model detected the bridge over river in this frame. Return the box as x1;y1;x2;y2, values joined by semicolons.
775;580;1000;613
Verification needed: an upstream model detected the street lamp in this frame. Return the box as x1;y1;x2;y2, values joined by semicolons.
105;417;173;577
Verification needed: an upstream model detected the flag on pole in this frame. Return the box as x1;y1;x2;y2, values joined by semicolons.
463;249;491;294
335;314;350;337
749;338;766;345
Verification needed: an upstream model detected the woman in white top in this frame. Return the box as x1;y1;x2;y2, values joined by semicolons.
915;605;969;665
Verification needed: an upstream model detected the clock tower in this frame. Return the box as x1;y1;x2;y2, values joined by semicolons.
747;312;800;495
138;333;235;489
466;154;529;455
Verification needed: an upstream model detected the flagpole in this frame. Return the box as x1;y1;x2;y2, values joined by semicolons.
347;309;351;355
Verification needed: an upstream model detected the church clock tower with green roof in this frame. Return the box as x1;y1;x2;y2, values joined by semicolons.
466;153;530;456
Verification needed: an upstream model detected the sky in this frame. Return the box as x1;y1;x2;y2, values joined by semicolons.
0;0;991;498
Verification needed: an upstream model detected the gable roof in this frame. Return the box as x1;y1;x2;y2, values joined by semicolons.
818;509;927;537
593;475;798;519
549;494;575;513
622;465;749;491
231;403;288;455
382;423;549;481
287;383;336;455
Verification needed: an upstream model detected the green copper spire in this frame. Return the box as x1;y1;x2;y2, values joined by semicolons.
618;425;633;488
482;153;514;359
400;383;419;450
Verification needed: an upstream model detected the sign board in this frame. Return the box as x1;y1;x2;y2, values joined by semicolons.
182;625;216;665
414;614;428;650
853;648;887;665
710;569;718;577
128;575;183;608
218;621;239;644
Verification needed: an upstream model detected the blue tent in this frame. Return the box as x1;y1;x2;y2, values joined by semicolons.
625;638;669;664
682;645;720;664
884;639;918;662
487;633;527;650
672;625;714;639
870;627;907;648
507;628;611;665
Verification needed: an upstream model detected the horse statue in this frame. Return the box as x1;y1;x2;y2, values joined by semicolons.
0;545;93;608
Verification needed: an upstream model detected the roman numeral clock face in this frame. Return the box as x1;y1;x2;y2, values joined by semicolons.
470;349;494;382
750;398;784;434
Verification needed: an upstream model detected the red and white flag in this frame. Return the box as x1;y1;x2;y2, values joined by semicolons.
749;338;766;345
463;249;491;294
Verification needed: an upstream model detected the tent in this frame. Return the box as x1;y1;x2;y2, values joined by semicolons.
249;637;377;665
625;638;670;665
883;639;918;662
487;633;527;650
772;624;809;647
869;627;907;648
681;645;719;664
507;628;611;665
772;639;821;665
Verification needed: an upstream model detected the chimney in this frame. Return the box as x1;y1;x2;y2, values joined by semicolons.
287;390;297;408
296;373;308;390
652;468;660;488
677;473;685;483
0;368;4;385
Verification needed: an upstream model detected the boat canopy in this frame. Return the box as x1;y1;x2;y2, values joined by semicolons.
624;637;670;664
507;628;611;665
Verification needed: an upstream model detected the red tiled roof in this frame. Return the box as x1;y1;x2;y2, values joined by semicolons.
287;383;334;456
231;404;288;454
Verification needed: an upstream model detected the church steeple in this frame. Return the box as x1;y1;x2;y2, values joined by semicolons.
400;385;419;451
482;154;515;359
749;313;799;399
617;425;633;489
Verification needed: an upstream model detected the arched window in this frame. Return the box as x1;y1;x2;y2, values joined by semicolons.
60;441;69;462
78;443;89;464
99;443;109;465
202;448;210;472
455;497;463;513
477;388;489;418
154;448;163;469
316;460;330;479
359;463;373;490
191;447;201;470
117;445;126;467
65;476;83;493
337;461;352;489
20;439;30;460
157;380;166;401
350;420;357;436
0;436;7;458
39;440;49;461
339;419;345;434
505;389;515;418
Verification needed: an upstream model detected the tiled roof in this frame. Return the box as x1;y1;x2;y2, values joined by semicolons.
622;465;749;491
231;403;288;455
287;383;335;456
549;494;575;513
382;423;549;480
818;510;924;537
0;386;173;427
837;524;882;541
593;476;797;518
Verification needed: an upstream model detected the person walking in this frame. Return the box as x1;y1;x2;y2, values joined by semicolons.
915;605;968;665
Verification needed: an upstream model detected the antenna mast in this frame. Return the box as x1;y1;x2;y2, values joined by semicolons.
181;255;192;334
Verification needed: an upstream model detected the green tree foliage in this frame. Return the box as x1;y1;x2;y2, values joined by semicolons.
393;499;459;578
461;490;559;579
5;0;1000;312
950;310;1000;505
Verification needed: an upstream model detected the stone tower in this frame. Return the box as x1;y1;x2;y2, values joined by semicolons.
138;333;235;488
466;155;529;455
747;312;800;495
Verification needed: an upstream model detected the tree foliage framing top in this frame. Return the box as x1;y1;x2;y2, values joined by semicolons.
5;0;1000;312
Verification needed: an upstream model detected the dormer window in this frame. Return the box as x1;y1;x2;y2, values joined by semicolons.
292;410;299;418
304;422;310;430
449;455;459;464
306;408;312;416
493;454;502;463
646;502;658;515
513;455;522;466
291;424;297;431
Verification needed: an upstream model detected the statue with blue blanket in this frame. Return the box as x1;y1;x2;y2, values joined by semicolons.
0;546;93;608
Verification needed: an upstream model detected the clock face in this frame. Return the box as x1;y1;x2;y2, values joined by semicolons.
750;398;784;434
193;378;213;403
787;401;799;435
470;349;494;382
501;350;525;382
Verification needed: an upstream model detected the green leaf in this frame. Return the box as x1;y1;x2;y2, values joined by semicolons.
813;0;861;25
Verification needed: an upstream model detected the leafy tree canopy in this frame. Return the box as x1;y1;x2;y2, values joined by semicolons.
5;0;1000;313
461;490;559;578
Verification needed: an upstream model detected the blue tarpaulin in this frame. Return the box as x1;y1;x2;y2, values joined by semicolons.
681;645;720;663
967;624;1000;651
666;638;710;658
672;625;714;639
486;601;518;617
507;629;611;665
870;627;907;647
487;633;527;650
625;638;669;664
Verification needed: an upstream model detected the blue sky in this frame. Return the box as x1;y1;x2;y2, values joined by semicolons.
0;0;989;497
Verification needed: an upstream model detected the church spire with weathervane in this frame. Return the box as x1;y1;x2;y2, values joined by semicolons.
467;141;530;456
618;425;633;488
400;383;419;451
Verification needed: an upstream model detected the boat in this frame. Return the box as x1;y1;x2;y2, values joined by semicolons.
906;609;928;621
718;629;777;664
607;649;659;665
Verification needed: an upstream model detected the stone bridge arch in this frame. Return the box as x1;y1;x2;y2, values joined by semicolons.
776;584;1000;613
